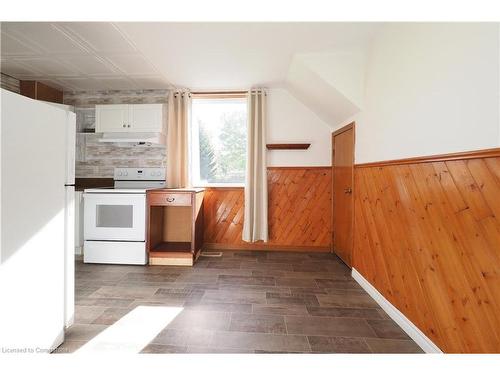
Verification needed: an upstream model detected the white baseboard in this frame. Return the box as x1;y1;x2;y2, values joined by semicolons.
352;268;443;353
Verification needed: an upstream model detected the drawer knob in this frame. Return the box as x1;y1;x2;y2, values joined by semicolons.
166;197;175;202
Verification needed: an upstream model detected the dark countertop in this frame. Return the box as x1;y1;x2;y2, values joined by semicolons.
75;178;114;191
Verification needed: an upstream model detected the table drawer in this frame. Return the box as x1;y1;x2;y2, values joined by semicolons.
149;192;192;206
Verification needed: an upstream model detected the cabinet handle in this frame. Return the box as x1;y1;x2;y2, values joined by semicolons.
344;187;353;194
166;197;175;202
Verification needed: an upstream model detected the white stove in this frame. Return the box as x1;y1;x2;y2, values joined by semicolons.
83;167;166;265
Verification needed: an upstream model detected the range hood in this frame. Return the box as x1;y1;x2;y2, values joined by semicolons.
98;132;166;145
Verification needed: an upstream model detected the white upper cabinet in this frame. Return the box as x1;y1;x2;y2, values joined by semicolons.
95;104;129;132
95;104;165;133
128;104;163;132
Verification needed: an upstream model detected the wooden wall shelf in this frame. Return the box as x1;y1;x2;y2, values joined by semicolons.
266;143;311;150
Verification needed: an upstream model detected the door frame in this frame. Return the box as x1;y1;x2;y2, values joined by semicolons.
331;122;355;266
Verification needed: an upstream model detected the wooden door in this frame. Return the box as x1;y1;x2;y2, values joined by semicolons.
332;123;355;267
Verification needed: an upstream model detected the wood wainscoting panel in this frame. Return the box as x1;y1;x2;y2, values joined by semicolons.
203;167;332;251
354;156;500;353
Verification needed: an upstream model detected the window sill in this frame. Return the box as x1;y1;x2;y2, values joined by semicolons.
193;183;245;188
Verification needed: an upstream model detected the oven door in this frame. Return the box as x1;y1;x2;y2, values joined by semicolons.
83;193;146;241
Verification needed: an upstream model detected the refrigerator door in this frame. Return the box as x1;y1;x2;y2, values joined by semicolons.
42;101;74;113
0;89;66;350
65;111;76;185
64;186;75;328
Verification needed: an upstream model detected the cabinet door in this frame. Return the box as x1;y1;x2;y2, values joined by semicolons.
95;104;129;132
129;104;163;132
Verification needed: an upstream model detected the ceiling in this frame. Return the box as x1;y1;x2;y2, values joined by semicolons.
0;22;379;91
0;22;170;90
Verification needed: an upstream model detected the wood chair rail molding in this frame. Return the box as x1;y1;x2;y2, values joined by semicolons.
266;143;311;150
355;148;500;168
267;166;330;170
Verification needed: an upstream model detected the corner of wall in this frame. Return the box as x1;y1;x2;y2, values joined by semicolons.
498;23;500;148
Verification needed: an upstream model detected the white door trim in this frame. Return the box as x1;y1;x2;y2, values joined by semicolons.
352;268;443;353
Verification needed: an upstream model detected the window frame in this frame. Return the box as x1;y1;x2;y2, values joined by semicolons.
190;92;248;188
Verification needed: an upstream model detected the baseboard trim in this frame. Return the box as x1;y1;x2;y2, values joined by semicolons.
203;243;331;252
351;268;443;354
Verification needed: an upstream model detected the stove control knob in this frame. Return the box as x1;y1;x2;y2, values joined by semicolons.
118;172;123;176
124;171;128;176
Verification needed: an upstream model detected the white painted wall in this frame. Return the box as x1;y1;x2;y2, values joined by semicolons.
297;51;366;109
266;88;331;166
286;57;360;126
336;23;500;164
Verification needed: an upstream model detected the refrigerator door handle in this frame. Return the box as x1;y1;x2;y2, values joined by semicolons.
65;112;76;185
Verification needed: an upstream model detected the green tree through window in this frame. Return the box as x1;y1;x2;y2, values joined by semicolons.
198;121;218;181
192;97;247;185
217;111;246;182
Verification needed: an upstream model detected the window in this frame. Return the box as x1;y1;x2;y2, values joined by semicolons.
191;96;247;186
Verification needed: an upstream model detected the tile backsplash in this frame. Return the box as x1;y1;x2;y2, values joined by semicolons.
63;89;168;178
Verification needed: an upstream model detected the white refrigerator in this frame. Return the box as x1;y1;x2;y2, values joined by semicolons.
45;100;76;329
0;88;76;352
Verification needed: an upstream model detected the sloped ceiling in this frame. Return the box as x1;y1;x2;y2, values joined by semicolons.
286;51;366;126
0;22;379;125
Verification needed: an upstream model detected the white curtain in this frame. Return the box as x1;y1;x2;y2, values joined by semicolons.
166;90;191;188
243;89;268;242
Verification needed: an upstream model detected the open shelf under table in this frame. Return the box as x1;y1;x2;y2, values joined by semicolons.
147;189;205;266
149;242;193;259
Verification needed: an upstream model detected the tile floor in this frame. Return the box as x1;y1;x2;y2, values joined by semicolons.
57;251;423;354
